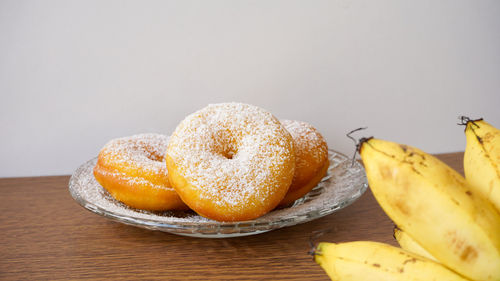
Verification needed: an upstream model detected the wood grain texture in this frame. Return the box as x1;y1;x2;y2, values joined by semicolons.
0;152;464;281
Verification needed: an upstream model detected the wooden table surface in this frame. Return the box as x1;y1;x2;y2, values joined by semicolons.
0;152;463;281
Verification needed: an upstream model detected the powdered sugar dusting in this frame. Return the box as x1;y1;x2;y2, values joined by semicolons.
281;120;328;170
97;133;171;189
167;103;295;209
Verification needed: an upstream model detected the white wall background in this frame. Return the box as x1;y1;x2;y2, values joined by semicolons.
1;0;499;177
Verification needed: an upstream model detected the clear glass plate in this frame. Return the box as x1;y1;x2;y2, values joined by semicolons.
69;149;367;238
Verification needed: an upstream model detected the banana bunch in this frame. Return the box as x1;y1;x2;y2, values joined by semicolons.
314;119;500;281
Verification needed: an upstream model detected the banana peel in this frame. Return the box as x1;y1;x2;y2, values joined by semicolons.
314;241;468;281
463;118;500;213
360;138;500;281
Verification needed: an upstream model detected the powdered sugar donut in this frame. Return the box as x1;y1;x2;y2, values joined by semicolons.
279;120;329;206
166;103;295;222
94;133;187;211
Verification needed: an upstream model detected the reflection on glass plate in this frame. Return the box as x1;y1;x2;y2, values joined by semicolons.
69;149;367;238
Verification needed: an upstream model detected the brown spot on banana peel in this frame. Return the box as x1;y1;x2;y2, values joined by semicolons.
411;167;422;176
379;165;393;180
460;246;478;262
394;198;411;216
450;197;461;206
398;251;413;257
446;231;479;263
482;132;494;143
403;150;429;170
403;258;417;265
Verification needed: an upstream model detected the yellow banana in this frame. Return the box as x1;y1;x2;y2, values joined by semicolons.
463;118;500;213
393;226;436;261
360;138;500;281
314;241;468;281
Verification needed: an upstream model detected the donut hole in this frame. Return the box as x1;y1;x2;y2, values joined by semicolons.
220;148;237;160
213;132;239;160
138;145;164;162
150;153;164;162
221;151;234;159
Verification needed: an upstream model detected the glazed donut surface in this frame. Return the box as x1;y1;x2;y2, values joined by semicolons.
279;120;329;206
93;133;187;211
166;103;295;222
